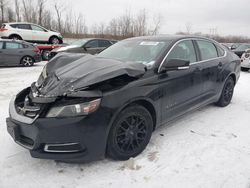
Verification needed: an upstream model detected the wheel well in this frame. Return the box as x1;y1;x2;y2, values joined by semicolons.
128;100;157;130
9;34;22;40
229;74;236;85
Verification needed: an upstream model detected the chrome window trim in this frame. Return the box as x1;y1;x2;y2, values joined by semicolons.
158;38;227;73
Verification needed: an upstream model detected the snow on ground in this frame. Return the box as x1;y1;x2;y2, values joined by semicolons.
1;62;250;188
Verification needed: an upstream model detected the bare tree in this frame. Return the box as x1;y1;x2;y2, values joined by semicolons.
0;0;7;23
54;1;64;32
134;9;147;36
151;13;162;35
15;0;21;22
185;22;192;34
37;0;46;25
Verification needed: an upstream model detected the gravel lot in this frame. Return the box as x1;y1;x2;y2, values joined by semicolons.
0;62;250;188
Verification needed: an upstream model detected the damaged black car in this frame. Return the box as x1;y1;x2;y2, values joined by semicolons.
6;35;240;162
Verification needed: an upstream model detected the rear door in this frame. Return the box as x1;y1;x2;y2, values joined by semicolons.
0;41;4;66
195;40;224;101
15;24;32;41
2;41;24;66
159;39;203;123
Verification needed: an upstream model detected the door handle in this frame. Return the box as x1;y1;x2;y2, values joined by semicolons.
218;62;223;69
194;67;202;72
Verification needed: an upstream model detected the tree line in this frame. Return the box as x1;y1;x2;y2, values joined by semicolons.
0;0;162;39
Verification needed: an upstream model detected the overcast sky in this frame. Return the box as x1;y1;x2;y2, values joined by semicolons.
61;0;250;37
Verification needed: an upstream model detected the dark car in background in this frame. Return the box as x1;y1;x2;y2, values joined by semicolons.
232;43;250;57
49;38;117;59
0;39;41;67
6;35;240;163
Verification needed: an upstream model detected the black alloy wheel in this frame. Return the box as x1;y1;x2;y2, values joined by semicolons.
215;76;235;107
107;105;153;160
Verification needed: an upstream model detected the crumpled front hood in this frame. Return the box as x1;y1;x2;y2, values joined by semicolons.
36;53;146;97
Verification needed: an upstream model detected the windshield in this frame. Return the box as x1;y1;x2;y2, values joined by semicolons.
236;44;250;51
98;40;171;64
70;40;88;47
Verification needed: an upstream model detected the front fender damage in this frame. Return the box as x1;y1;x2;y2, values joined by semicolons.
30;53;146;103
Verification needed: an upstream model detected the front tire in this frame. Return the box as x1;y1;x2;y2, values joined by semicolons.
49;36;61;44
241;67;249;72
107;105;153;160
215;76;235;107
20;56;34;67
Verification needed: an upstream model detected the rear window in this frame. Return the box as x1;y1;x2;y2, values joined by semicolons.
10;24;18;28
16;24;31;30
197;40;218;60
5;42;23;49
217;46;225;57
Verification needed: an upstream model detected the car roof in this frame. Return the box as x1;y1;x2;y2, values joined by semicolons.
4;22;36;25
125;35;216;42
0;39;32;45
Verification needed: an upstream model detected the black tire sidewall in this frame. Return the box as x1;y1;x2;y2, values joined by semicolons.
241;67;249;72
107;105;153;160
216;77;235;107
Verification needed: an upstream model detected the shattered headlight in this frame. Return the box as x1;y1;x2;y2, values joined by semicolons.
46;98;101;118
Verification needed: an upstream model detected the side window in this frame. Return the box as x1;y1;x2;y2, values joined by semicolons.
17;24;31;30
197;40;218;60
5;42;23;49
10;24;18;28
31;25;46;32
99;40;111;47
216;46;225;57
166;40;197;63
0;42;3;49
85;40;98;48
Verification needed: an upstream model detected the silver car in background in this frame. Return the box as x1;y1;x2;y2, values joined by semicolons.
241;48;250;72
0;39;41;67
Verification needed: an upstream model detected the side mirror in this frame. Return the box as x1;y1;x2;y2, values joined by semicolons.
160;59;190;72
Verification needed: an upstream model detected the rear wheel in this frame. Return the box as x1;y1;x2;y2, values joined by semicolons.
9;35;22;40
107;105;153;160
241;67;249;72
215;76;235;107
21;56;34;67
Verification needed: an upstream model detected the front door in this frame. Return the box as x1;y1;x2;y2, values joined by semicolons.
159;40;203;123
31;24;50;42
84;40;101;55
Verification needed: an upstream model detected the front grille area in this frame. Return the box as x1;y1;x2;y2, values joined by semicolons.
15;88;44;118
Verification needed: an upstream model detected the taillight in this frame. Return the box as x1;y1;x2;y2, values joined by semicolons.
0;28;7;32
33;47;40;54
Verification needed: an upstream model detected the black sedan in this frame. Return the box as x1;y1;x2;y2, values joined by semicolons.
232;43;250;57
6;35;240;162
49;38;117;59
0;39;41;67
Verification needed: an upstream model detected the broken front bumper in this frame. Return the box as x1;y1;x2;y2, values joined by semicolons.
6;90;111;163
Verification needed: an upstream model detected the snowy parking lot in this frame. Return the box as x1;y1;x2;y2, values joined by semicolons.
0;62;250;188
